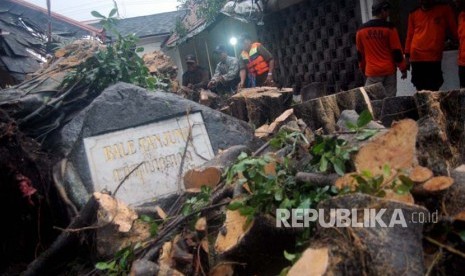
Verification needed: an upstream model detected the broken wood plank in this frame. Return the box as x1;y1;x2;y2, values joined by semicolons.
183;145;250;190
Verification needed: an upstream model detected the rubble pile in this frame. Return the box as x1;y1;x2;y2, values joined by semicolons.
1;38;465;276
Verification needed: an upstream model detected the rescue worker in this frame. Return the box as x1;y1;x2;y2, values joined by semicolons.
405;0;457;91
356;0;407;97
182;54;209;90
238;34;274;89
457;0;465;88
207;45;240;94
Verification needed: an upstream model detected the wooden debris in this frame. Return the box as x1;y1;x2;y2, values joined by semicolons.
230;87;293;127
214;210;294;275
409;165;434;183
444;165;465;220
294;83;386;133
288;248;329;276
411;176;454;196
299;194;428;275
415;90;465;175
354;119;418;176
295;172;338;187
195;217;207;233
184;145;250;190
383;189;415;204
199;89;219;108
23;193;100;276
209;263;235;276
94;193;150;258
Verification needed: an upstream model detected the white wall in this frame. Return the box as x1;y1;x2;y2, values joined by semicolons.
136;35;169;56
396;50;460;96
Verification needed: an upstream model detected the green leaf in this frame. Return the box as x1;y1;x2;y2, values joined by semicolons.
95;262;111;270
274;189;284;201
332;158;346;176
346;121;357;131
136;47;144;53
383;164;391;178
140;215;153;223
398;175;414;188
459;231;465;242
319;155;328;172
395;184;410;195
357;110;373;128
284;250;297;262
91;10;106;18
239;206;255;217
356;129;378;141
227;201;244;210
238;152;248;160
150;222;159;236
109;8;117;17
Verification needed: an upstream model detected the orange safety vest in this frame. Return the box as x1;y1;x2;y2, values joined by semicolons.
241;42;269;76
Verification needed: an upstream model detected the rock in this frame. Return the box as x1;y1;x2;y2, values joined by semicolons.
47;82;260;207
336;110;384;132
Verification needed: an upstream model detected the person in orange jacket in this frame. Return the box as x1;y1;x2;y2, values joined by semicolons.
238;33;275;89
356;0;407;97
457;0;465;88
405;0;458;91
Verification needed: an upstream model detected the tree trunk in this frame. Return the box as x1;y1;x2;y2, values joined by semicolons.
289;194;428;275
183;145;250;190
229;87;293;127
414;90;465;175
293;83;386;133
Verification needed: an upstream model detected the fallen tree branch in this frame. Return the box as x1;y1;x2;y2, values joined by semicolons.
23;194;99;276
425;236;465;259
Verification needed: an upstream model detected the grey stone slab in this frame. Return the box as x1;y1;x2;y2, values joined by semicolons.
50;82;260;207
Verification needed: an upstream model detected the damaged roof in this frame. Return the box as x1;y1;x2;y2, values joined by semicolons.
0;0;102;37
0;0;103;86
90;10;186;38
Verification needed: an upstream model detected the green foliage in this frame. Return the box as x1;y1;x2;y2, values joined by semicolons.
345;110;379;141
181;186;212;216
61;7;167;93
95;243;140;275
177;0;228;27
139;215;159;237
310;136;357;176
174;18;188;37
269;129;310;156
225;153;336;226
343;166;415;197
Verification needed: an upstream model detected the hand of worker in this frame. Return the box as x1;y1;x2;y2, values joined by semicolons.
207;80;216;89
264;73;274;86
401;71;407;80
237;82;244;91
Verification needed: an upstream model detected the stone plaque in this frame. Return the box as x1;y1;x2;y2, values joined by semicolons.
83;112;214;205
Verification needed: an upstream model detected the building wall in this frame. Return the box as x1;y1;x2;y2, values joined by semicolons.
137;35;169;56
258;0;365;93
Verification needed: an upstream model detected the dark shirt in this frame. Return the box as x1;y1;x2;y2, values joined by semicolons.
182;66;209;90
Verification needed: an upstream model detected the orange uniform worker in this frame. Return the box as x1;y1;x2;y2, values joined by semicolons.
457;0;465;87
405;0;457;91
238;34;275;89
356;0;407;97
